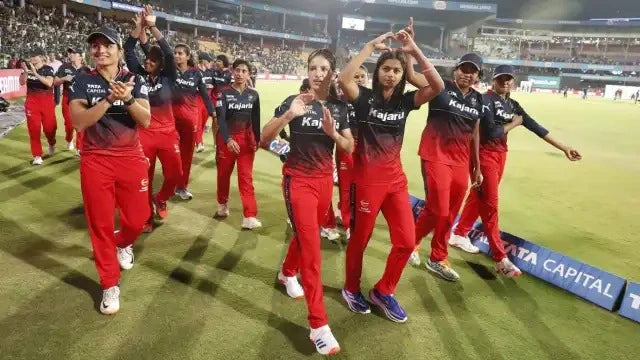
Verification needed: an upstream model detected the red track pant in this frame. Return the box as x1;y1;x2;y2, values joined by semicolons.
415;160;469;262
80;154;150;289
175;115;198;189
195;98;208;145
216;132;258;217
281;175;333;328
25;93;56;157
139;129;183;217
336;149;354;227
344;176;415;295
454;150;508;262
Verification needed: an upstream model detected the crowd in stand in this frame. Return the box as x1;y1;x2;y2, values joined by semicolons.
217;38;305;75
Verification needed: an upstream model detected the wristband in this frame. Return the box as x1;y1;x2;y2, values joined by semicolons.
124;97;135;106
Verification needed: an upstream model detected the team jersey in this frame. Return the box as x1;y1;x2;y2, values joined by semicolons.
351;85;419;182
419;80;484;166
173;67;214;120
213;69;232;89
26;65;54;94
69;68;149;157
480;90;549;152
201;68;215;95
56;63;90;96
216;85;260;144
274;95;349;178
124;36;178;132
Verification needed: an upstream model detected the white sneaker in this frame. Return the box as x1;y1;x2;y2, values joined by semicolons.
449;234;480;254
175;188;193;200
195;143;205;153
32;156;43;166
320;227;340;242
75;149;81;157
345;228;350;241
496;258;522;278
408;251;421;266
286;217;292;228
67;142;75;151
277;270;304;299
100;286;120;315
309;325;340;356
242;217;263;230
47;144;55;157
117;245;134;270
216;203;230;217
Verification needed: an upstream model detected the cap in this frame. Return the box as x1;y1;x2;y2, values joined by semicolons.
28;47;45;57
199;52;213;62
86;26;122;47
456;53;483;72
67;47;80;54
493;64;515;79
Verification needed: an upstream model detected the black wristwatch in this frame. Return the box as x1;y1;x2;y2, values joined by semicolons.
124;96;135;106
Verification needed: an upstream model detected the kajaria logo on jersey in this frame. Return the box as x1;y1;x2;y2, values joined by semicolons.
368;108;406;122
228;102;253;110
448;99;479;116
496;108;514;120
176;77;195;87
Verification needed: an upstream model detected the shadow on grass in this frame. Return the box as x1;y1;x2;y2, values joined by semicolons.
470;265;582;360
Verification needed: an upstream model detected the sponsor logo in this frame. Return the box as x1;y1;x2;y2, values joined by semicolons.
447;90;457;97
496;109;514;120
0;75;21;94
140;178;149;192
619;282;640;323
174;144;180;153
368;108;406;122
140;84;149;96
494;101;503;109
433;1;447;10
359;200;371;213
228;102;253;110
176;77;195;87
148;83;163;93
448;99;479;116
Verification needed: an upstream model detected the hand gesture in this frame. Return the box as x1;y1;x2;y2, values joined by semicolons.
132;11;143;31
563;147;582;161
20;61;28;72
395;30;419;55
403;17;415;39
367;32;394;52
321;106;337;139
227;139;241;154
472;168;484;188
28;62;36;73
143;5;156;27
286;93;314;119
511;114;524;126
108;78;134;102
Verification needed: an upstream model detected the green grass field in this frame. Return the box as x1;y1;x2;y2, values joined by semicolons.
0;81;639;359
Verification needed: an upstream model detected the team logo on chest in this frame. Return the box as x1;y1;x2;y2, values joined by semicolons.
369;107;406;122
448;99;479;116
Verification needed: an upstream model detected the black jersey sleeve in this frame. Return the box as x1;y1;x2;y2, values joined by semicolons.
275;95;295;140
68;74;88;102
158;38;178;81
512;99;549;138
402;90;420;112
481;95;505;139
131;74;149;100
124;36;147;76
197;72;215;116
217;89;230;142
252;92;261;144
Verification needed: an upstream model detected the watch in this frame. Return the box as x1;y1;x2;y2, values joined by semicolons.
124;96;135;106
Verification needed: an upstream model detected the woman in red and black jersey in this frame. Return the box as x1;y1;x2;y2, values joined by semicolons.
260;49;354;356
19;48;57;165
450;65;581;278
69;26;151;315
124;6;182;232
172;43;216;200
338;30;444;322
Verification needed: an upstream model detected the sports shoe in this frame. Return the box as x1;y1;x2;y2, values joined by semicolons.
369;288;408;323
100;286;120;315
286;217;292;228
242;217;262;230
153;196;168;219
195;143;205;153
67;141;75;151
320;227;340;242
496;258;522;278
47;144;55;157
175;188;193;200
75;150;81;157
408;251;421;266
426;258;460;282
216;203;229;217
32;156;43;166
341;289;371;314
142;222;153;233
309;325;340;356
345;228;350;242
449;234;480;254
117;245;134;270
277;270;304;299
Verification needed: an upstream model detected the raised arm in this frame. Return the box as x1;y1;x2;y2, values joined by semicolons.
260;93;313;147
396;30;444;106
124;12;147;75
338;32;394;102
